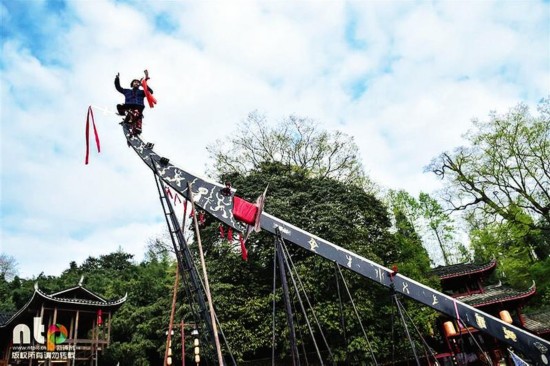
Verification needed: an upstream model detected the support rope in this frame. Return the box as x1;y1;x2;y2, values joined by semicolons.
333;263;348;365
335;264;378;365
393;294;421;366
280;241;324;365
272;245;278;366
291;297;310;366
457;318;494;366
394;297;439;365
274;231;300;366
280;243;334;362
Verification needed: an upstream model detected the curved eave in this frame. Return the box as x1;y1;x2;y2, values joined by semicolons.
437;259;497;280
459;282;536;308
35;287;127;308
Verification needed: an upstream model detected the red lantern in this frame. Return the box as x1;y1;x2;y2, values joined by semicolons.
97;309;103;327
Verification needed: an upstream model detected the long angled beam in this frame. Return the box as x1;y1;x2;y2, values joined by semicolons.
122;125;550;365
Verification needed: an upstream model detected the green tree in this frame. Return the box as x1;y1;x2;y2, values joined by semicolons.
469;219;534;287
0;253;18;281
467;212;550;307
428;99;550;248
386;190;469;265
0;253;19;311
0;275;16;311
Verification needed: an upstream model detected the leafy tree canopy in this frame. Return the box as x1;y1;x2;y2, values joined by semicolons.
428;98;550;235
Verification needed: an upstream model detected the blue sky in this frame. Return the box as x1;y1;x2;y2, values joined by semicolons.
1;0;549;278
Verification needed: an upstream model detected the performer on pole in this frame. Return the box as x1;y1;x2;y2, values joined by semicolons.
114;69;154;135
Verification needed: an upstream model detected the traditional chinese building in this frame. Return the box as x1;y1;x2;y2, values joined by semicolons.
429;259;549;365
0;279;126;366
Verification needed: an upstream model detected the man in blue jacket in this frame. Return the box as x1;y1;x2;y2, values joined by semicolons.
114;71;153;134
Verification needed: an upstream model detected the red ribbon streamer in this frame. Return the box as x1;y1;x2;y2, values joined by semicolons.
84;106;100;165
165;187;173;199
239;233;248;261
227;228;233;242
141;78;157;108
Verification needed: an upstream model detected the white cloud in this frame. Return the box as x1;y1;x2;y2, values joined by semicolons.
1;0;548;277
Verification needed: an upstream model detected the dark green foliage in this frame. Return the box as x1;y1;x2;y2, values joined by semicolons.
528;257;550;308
193;161;439;363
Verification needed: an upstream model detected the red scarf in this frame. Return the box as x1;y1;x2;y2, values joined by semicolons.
141;78;157;108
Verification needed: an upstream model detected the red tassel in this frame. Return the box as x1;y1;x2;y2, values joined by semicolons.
84;106;100;164
227;228;233;242
165;187;173;199
141;78;157;108
239;233;248;261
199;211;205;225
219;225;225;238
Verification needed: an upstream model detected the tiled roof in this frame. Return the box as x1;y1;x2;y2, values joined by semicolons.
455;282;536;307
523;311;550;334
35;286;126;307
0;283;126;329
431;259;497;280
50;285;107;302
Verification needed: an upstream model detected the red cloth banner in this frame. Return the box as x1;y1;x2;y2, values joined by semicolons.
233;197;258;225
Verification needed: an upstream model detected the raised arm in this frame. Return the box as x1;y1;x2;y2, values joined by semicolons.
143;69;153;94
114;73;124;94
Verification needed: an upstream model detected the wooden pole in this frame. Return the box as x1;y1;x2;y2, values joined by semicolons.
187;182;224;366
181;321;185;366
72;310;79;366
164;265;180;366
